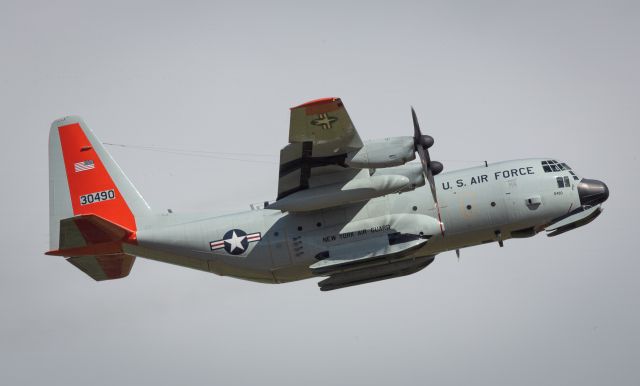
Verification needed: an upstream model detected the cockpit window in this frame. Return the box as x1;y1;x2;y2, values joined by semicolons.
556;176;571;188
542;160;567;173
556;176;572;188
569;170;579;181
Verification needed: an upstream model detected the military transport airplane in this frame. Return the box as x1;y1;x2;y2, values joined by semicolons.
47;97;609;291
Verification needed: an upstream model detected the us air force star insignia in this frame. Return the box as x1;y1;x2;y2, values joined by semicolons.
311;113;338;129
225;230;246;254
209;229;262;255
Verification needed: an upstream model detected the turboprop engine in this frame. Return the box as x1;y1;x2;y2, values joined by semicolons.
346;136;416;168
370;163;426;192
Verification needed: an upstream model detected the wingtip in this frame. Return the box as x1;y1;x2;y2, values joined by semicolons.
291;97;340;110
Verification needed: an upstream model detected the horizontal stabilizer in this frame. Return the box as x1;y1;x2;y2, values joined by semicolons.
46;214;137;281
66;254;135;281
47;214;135;256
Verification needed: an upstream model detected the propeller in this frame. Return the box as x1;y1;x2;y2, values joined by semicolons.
411;107;445;236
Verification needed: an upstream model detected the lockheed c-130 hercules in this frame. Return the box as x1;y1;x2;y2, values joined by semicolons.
47;97;609;291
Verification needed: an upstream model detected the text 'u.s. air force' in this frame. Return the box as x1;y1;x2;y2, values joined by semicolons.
441;167;535;190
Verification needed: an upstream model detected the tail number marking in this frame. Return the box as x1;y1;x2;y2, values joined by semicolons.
80;189;116;206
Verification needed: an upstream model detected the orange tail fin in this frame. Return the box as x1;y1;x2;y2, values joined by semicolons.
48;116;151;280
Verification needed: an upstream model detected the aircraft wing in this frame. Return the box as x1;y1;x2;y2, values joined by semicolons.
275;97;365;201
307;213;442;291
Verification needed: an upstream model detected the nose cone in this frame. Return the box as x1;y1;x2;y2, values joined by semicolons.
578;179;609;206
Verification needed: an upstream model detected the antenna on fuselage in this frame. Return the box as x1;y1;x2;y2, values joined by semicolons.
494;230;504;247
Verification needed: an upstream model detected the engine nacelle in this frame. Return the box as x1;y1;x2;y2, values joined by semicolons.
370;163;425;192
268;174;411;212
346;136;416;168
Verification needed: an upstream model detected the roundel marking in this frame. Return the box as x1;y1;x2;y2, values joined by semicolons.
209;229;262;255
223;229;249;255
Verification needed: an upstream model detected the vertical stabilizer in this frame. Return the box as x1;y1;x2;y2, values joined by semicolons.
48;117;152;279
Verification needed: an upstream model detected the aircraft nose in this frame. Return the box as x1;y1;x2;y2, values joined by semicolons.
578;179;609;206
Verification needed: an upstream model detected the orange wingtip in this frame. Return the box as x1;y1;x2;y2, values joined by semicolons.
291;97;340;109
45;241;124;257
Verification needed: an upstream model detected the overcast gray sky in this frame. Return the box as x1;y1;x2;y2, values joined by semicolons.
1;0;638;385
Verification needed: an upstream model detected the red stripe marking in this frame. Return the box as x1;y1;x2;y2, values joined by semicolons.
291;97;342;115
436;204;445;236
291;97;337;109
46;241;123;256
58;123;137;232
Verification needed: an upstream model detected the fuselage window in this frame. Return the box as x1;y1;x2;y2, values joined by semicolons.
563;176;570;187
557;176;565;188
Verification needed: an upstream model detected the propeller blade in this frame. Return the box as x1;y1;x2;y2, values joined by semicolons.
411;106;422;140
426;169;438;203
412;107;437;203
411;106;445;236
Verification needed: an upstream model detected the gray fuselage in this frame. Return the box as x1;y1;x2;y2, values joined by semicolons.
127;158;583;284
